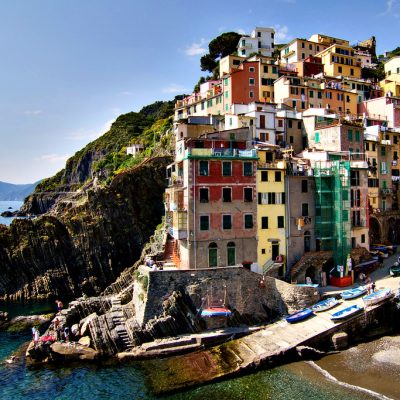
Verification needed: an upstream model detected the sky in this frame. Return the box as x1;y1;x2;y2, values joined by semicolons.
0;0;399;183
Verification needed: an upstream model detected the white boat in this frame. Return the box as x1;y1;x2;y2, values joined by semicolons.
331;305;364;321
362;288;392;307
311;297;340;312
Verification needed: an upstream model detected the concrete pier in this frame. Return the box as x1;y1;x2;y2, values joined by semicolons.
144;272;400;395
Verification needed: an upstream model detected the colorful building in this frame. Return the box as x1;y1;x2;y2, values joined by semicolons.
237;27;275;58
256;144;286;276
165;123;258;269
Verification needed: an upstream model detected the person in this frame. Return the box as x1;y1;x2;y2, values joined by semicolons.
55;300;63;314
372;281;376;292
34;328;40;343
31;326;36;340
359;272;366;283
64;326;70;342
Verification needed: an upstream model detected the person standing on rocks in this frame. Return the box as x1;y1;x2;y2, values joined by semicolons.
55;300;63;315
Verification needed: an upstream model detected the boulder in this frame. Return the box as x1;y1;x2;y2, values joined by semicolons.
78;336;91;347
79;312;97;336
0;313;52;332
50;342;98;361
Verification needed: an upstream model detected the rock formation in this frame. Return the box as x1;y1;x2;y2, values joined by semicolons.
0;156;171;301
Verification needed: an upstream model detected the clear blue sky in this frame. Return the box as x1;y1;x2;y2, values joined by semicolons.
0;0;398;183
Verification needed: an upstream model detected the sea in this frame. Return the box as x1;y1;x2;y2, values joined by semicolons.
1;301;398;400
0;200;23;226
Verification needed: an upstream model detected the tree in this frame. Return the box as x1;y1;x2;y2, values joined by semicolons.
200;32;242;73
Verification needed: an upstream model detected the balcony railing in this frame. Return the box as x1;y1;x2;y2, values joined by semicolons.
167;176;184;187
187;148;257;158
258;161;285;169
381;188;392;195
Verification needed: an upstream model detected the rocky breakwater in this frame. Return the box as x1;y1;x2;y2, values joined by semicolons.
0;156;171;301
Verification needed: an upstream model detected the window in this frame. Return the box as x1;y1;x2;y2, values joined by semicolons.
225;91;228;98
249;91;254;98
289;136;294;143
264;65;268;73
275;171;282;182
361;234;365;243
310;90;314;98
200;215;209;230
244;214;253;229
365;142;369;151
355;131;360;142
272;66;277;74
381;146;386;156
309;43;312;50
261;171;268;181
301;179;308;192
227;242;236;266
199;161;208;176
200;188;209;203
315;132;320;143
350;68;354;76
292;100;297;108
277;216;284;228
351;170;360;186
244;187;253;202
338;66;342;73
241;39;246;46
288;120;293;128
243;162;253;176
302;203;309;217
223;215;232;229
222;161;232;176
249;78;255;85
224;78;228;85
348;129;353;141
326;92;332;99
317;91;322;99
249;66;255;72
394;135;398;144
208;243;218;267
261;217;269;229
278;119;283;127
222;187;232;202
302;42;305;48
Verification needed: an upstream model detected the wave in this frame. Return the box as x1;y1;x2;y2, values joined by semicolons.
305;360;394;400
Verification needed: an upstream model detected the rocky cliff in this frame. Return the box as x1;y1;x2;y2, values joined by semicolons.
0;156;171;301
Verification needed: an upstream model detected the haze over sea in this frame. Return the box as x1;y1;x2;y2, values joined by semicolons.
0;201;23;226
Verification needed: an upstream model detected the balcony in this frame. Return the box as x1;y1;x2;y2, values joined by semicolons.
381;140;392;145
187;148;257;159
167;176;184;187
381;188;392;195
258;160;285;169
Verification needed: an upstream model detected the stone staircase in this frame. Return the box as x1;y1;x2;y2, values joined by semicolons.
110;297;134;351
163;237;180;267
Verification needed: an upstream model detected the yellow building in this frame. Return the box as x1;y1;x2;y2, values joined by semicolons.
309;34;349;47
380;56;400;97
256;145;287;276
317;44;361;79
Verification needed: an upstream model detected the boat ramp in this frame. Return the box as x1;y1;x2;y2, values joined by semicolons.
143;273;400;395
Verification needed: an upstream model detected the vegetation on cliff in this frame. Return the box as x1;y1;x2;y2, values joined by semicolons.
36;100;175;193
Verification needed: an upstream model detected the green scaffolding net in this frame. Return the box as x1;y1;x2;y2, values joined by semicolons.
314;160;351;269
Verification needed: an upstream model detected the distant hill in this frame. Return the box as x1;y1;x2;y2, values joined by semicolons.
0;181;39;201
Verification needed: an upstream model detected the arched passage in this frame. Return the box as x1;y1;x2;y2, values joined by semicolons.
369;217;381;245
388;218;400;245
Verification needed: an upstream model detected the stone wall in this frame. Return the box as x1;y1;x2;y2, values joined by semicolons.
135;266;320;326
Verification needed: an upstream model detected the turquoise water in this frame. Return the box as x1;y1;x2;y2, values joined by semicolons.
0;200;23;225
0;304;377;400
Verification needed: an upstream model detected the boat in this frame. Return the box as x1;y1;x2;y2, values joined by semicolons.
201;307;232;318
311;297;340;312
362;288;392;306
390;264;400;277
341;286;368;300
331;305;364;321
296;283;319;288
286;308;313;323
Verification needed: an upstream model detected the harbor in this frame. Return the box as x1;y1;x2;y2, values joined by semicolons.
142;258;400;395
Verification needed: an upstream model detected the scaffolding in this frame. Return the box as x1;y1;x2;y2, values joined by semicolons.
314;160;351;269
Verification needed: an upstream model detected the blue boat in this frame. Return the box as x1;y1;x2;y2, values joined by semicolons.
286;308;313;323
311;297;340;312
362;288;392;307
341;286;368;300
201;307;232;318
296;283;319;288
331;305;364;321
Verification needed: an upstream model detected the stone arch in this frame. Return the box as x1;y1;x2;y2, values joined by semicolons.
387;217;400;244
369;217;381;244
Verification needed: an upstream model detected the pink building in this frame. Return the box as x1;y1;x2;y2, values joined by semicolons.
358;96;400;129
